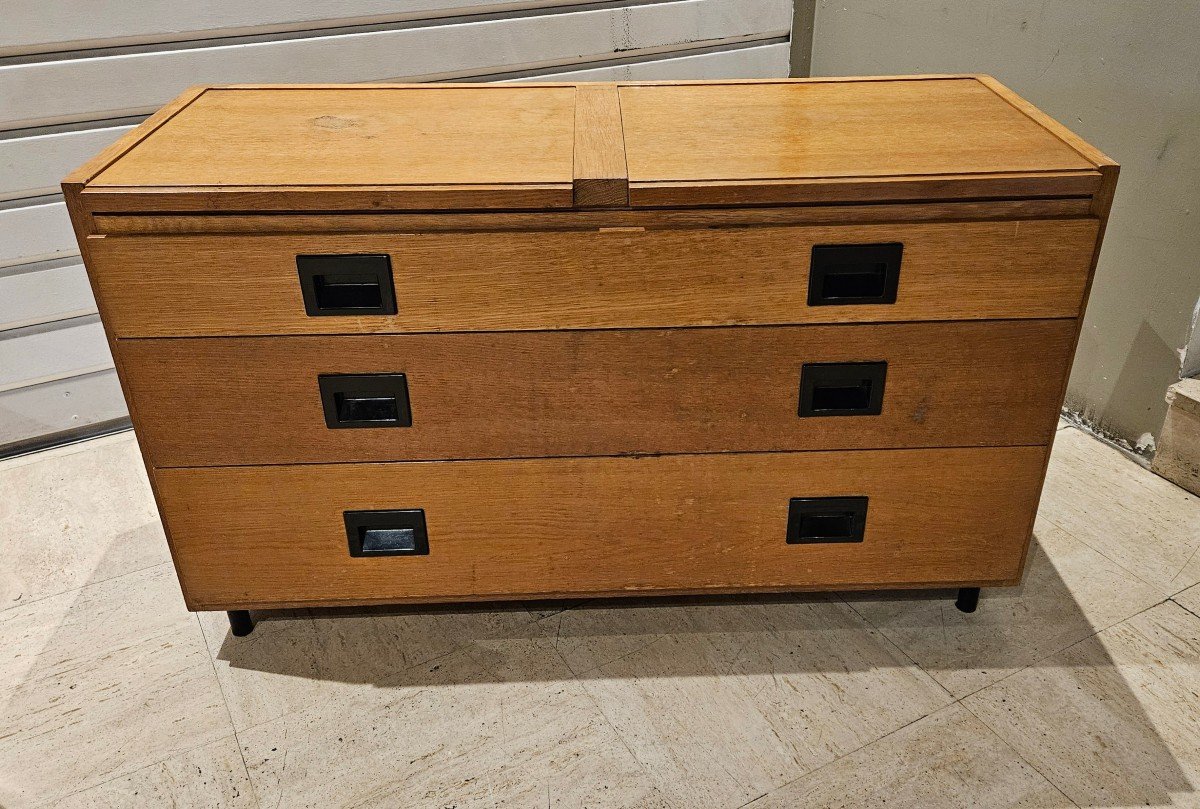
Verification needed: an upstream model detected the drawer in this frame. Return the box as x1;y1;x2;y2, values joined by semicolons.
155;446;1047;610
88;218;1098;337
120;320;1074;467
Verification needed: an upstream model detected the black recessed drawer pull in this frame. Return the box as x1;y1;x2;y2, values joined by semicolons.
318;373;412;429
808;243;902;306
297;254;397;316
787;497;868;544
345;509;429;557
799;362;887;417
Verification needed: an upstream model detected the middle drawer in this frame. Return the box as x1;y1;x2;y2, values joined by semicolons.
120;319;1073;467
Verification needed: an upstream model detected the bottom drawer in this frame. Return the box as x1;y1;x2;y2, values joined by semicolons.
155;446;1048;610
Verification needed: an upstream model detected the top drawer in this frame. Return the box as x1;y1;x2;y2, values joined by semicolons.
86;218;1098;337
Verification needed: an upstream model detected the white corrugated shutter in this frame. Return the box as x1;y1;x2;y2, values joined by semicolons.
0;0;792;453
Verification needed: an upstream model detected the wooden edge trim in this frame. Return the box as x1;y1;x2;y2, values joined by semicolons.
1089;163;1121;219
88;198;1095;236
628;171;1103;207
205;76;975;91
61;86;210;187
211;82;588;90
83;183;574;192
184;576;1024;612
974;75;1118;168
615;74;980;86
77;184;575;213
572;84;629;208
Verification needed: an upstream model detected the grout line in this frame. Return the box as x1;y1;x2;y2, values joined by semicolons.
731;706;952;809
959;701;1082;808
197;612;263;809
779;595;1180;808
27;733;247;807
948;596;1173;704
946;597;1183;804
576;683;678;807
0;558;169;617
565;635;666;679
549;604;777;806
209;636;466;739
1168;543;1200;590
1040;513;1175;597
566;637;745;809
1169;596;1200;623
835;592;957;702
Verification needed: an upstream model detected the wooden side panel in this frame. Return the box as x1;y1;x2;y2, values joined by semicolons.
87;218;1099;337
155;446;1049;610
120;319;1075;467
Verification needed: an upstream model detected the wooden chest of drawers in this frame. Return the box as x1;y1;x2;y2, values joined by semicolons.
64;77;1117;626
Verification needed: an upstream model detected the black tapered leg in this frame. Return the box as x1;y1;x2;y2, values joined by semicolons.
227;610;255;636
955;587;980;613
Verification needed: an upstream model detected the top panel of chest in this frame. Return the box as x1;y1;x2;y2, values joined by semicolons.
68;77;1112;213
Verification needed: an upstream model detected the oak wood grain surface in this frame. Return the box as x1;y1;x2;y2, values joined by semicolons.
120;319;1075;467
155;446;1048;610
71;78;1104;212
572;84;628;208
618;79;1096;182
618;79;1101;205
88;218;1098;337
90;87;577;189
57;77;1117;609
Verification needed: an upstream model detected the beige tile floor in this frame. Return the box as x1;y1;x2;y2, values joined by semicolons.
1;425;1198;808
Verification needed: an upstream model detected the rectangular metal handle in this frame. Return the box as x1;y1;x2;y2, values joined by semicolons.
799;362;887;417
345;509;429;557
318;374;412;429
808;243;902;305
297;254;397;315
787;497;868;544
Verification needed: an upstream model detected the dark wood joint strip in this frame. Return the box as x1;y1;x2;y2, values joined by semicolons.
573;84;629;208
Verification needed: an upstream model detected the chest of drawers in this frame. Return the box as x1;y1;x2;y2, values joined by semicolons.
64;77;1117;632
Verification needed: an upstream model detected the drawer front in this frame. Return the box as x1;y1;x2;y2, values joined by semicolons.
156;446;1047;610
88;218;1098;337
120;320;1074;467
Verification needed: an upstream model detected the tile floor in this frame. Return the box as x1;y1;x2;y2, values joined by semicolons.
1;425;1199;808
